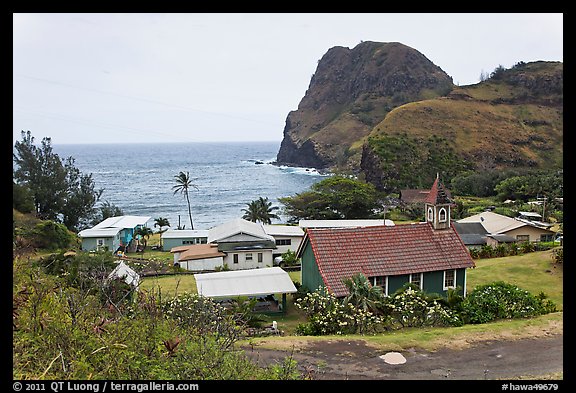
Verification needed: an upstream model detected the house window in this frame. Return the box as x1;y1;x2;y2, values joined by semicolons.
410;273;422;289
443;269;456;290
439;207;447;223
233;254;239;264
246;253;253;261
540;234;553;242
97;239;105;247
516;235;530;242
372;276;387;296
258;253;263;263
427;207;434;222
276;239;292;246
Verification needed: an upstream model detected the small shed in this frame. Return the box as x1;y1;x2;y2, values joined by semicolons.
108;261;141;288
194;267;297;313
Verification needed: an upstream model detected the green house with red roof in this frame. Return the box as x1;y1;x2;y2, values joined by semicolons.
297;176;475;298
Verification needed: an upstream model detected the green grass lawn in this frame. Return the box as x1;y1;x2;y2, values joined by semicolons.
467;249;563;310
139;274;198;297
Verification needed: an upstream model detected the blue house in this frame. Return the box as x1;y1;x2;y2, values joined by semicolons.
78;215;152;252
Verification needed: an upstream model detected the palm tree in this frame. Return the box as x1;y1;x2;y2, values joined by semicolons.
242;197;280;224
242;200;262;223
172;171;198;230
134;226;154;250
154;217;170;248
342;273;385;313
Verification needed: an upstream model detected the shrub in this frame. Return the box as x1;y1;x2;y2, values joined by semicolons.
386;285;462;328
294;287;386;335
462;281;556;324
29;220;77;250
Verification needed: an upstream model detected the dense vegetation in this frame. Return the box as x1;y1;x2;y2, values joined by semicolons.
12;249;301;380
279;175;382;223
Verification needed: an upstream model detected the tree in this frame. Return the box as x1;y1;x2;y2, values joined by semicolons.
13;131;102;231
134;226;154;249
242;196;280;224
93;201;124;226
279;176;381;223
154;217;171;247
172;171;198;230
342;273;386;314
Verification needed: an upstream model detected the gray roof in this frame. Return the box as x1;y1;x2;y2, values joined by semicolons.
452;222;489;235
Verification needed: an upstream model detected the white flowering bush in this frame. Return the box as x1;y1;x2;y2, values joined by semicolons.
386;285;462;328
162;293;243;349
295;287;387;335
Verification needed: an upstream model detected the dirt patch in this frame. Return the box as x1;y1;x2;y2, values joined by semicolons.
242;334;563;380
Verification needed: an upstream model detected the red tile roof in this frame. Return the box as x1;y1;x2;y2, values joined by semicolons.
304;222;475;297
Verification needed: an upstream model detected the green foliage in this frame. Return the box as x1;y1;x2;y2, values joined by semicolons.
386;284;462;328
342;273;386;314
367;133;472;193
92;201;124;227
13;182;35;213
462;281;557;324
13;131;103;231
279;250;299;266
242;196;280;224
279;175;381;223
27;220;77;250
494;170;563;202
13;256;302;380
551;247;563;265
295;287;387;335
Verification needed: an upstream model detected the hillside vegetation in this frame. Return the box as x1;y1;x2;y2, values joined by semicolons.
275;41;562;193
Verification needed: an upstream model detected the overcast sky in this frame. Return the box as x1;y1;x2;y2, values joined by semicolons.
13;13;563;145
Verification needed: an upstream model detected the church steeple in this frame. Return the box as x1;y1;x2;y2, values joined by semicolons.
424;174;453;230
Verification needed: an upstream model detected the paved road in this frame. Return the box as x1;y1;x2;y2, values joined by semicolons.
244;334;563;380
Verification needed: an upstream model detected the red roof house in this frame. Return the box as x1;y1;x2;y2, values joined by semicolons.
297;176;475;297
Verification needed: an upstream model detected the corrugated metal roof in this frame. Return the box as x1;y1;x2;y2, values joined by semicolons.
299;219;395;228
78;228;121;238
194;267;297;298
93;215;151;229
263;224;304;237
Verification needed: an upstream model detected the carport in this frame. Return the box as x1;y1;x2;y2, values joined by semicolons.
194;267;297;314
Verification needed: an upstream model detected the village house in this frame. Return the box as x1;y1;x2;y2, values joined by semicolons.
297;176;475;298
78;215;152;253
262;224;305;262
161;229;209;251
456;211;555;243
452;221;517;249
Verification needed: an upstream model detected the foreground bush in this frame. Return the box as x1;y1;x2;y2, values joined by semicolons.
462;281;557;324
13;256;301;380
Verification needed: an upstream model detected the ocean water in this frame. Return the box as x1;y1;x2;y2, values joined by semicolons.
52;142;327;230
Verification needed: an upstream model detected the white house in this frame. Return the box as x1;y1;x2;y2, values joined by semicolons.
262;224;304;261
457;211;555;242
170;244;225;271
208;218;277;270
161;229;209;251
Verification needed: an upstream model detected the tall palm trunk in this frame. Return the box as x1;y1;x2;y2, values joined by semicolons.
185;191;194;230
